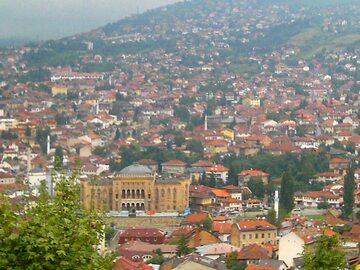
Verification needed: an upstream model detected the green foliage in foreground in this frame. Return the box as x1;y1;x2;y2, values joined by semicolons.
0;174;114;270
303;235;347;270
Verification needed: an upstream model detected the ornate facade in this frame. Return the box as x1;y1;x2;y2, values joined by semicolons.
81;164;190;213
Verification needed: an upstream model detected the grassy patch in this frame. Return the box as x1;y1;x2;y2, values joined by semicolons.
333;34;360;45
290;29;360;60
289;27;322;46
305;214;324;221
229;63;260;75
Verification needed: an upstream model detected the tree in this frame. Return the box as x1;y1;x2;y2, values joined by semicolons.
345;142;356;154
225;251;238;269
55;112;68;125
174;106;190;122
93;147;110;158
303;235;346;270
25;126;31;137
247;178;265;199
296;125;307;137
332;139;343;150
174;135;185;147
201;218;213;231
0;173;114;269
176;235;190;257
186;140;204;156
114;128;121;140
343;162;355;219
266;209;277;225
54;145;64;171
225;252;247;270
208;173;216;188
230;262;247;270
146;248;164;265
279;168;295;214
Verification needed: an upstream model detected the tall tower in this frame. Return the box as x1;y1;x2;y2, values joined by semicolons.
95;100;99;115
274;190;280;220
47;135;50;155
204;115;208;131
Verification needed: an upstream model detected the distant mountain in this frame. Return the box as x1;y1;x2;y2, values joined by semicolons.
22;0;360;69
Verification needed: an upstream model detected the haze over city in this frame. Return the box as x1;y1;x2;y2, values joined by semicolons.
0;0;359;269
0;0;179;44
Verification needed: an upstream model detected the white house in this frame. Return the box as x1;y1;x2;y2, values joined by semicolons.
295;191;342;208
279;231;314;268
205;164;229;184
28;168;47;188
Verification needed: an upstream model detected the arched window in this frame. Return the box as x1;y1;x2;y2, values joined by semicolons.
141;189;145;199
131;190;135;199
167;188;171;199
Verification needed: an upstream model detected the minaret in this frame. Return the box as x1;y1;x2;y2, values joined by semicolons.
204;115;208;131
95;100;99;115
47;135;50;155
274;190;280;220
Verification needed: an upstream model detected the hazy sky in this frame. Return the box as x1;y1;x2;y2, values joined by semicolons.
0;0;179;41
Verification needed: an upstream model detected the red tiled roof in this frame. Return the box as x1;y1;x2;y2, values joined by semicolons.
113;257;153;270
206;164;229;172
238;170;269;177
183;212;209;224
223;185;241;191
119;228;163;238
212;222;232;234
316;172;342;178
329;158;350;164
303;191;339;199
162;159;187;166
237;244;272;260
138;159;157;166
211;188;231;198
246;265;274;270
190;185;212;193
205;139;228;146
222;198;242;203
191;160;214;167
323;228;336;236
236;220;277;231
212;216;228;222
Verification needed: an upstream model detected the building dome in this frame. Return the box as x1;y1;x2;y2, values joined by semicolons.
118;164;152;176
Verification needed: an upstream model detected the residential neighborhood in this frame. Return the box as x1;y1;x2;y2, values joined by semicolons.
0;0;360;269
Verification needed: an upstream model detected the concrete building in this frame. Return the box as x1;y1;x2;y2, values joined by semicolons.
81;164;190;213
231;220;277;248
